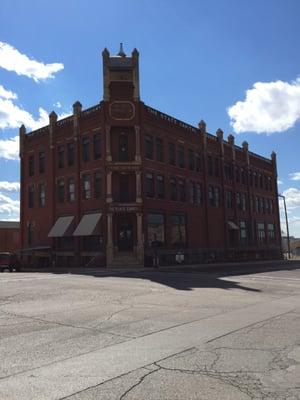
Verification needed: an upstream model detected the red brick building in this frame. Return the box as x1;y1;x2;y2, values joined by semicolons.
0;221;20;253
20;46;282;268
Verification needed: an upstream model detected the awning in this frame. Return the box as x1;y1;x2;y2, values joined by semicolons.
73;213;102;236
48;216;74;237
228;221;239;230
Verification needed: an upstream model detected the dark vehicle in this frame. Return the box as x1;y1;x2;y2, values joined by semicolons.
0;252;21;272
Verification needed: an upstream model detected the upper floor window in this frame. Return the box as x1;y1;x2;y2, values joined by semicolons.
188;149;195;171
226;191;233;208
57;179;65;203
156;138;164;162
254;172;258;187
241;168;246;185
170;214;186;246
195;183;202;204
145;135;154;159
207;156;213;175
268;176;273;191
170;178;177;201
39;183;46;207
215;187;220;207
27;222;34;245
235;167;240;183
29;155;34;177
224;163;233;181
58;146;64;169
179;179;186;202
257;222;266;244
39;152;45;174
208;185;214;206
82;174;91;200
28;184;34;208
82;137;90;162
146;173;154;198
241;193;247;211
190;182;195;204
249;171;253;186
157;175;165;199
119;133;128;161
67;143;75;166
94;172;102;198
236;192;241;209
169;143;176;165
68;178;75;202
240;221;247;245
196;153;202;172
178;145;185;168
259;174;263;189
93;134;101;160
268;223;275;241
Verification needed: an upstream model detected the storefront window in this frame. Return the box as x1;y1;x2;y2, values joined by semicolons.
170;214;186;246
147;213;165;246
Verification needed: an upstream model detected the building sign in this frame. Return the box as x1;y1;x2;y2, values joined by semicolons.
109;205;140;213
110;101;135;120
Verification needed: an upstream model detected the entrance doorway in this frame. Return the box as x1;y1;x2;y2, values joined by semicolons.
118;217;133;251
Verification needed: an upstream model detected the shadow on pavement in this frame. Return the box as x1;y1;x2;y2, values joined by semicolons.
19;260;300;292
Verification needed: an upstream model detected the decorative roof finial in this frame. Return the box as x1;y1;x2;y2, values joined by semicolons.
118;43;126;57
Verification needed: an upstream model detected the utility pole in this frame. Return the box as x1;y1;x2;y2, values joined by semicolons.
278;194;291;259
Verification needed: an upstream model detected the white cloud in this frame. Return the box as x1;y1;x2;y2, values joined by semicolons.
0;41;64;82
0;192;20;220
228;78;300;134
281;187;300;209
54;101;62;108
289;172;300;181
0;136;19;160
277;179;283;185
0;85;17;100
0;181;20;191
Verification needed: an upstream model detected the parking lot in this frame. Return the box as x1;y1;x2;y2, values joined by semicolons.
0;261;300;399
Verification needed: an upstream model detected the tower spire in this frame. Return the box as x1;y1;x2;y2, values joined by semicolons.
117;43;126;57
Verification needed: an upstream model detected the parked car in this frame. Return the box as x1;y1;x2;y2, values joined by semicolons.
0;252;21;272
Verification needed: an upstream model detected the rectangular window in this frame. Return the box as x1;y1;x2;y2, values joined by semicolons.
249;171;253;186
257;222;265;244
170;178;177;201
240;220;247;245
236;192;241;209
268;223;275;242
93;134;101;160
255;196;259;213
196;183;202;205
67;143;75;166
208;185;214;206
156;138;164;162
68;178;76;202
170;214;186;246
270;200;274;214
147;213;165;245
268;177;273;191
57;179;65;203
224;163;233;181
58;146;64;169
179;179;186;202
169;143;176;165
189;149;195;171
146;173;154;198
157;175;165;199
207;156;213;175
190;182;195;204
39;183;46;207
39;151;45;173
29;155;34;177
28;184;34;208
94;172;102;198
259;174;263;189
264;175;268;190
254;172;258;187
241;169;246;185
226;191;233;208
82;174;91;199
82;137;90;162
196;153;202;172
178;145;185;168
241;193;247;211
145;135;154;159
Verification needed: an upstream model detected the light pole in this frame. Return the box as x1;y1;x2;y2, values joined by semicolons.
278;194;291;259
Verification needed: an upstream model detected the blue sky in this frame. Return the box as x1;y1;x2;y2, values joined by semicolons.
0;0;300;236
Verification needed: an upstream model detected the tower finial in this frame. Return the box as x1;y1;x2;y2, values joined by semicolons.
118;43;126;57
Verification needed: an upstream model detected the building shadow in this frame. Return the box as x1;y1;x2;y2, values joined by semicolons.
20;260;300;292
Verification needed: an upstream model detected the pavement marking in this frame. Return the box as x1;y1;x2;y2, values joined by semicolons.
0;293;299;400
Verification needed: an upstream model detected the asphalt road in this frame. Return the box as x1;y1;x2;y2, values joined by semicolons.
0;261;299;399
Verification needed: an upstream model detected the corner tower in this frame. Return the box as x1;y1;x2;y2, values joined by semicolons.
102;44;140;101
